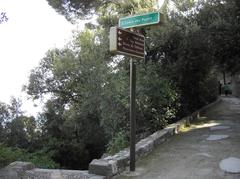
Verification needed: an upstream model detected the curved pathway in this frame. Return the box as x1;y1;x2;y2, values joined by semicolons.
115;97;240;179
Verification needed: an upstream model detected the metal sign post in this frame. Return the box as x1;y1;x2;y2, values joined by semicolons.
130;58;136;171
110;11;164;170
110;27;143;172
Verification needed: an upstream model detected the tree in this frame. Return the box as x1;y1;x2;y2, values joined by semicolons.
25;29;110;169
9;97;24;119
0;12;8;24
4;117;28;148
195;0;240;74
0;102;10;142
46;0;110;22
0;98;39;150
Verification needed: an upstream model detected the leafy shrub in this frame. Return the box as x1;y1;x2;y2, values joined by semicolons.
107;131;128;155
0;144;59;169
137;63;181;131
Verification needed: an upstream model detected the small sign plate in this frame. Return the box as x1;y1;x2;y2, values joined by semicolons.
119;12;160;29
110;27;145;59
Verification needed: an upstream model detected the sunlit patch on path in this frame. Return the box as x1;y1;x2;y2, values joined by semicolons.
206;134;229;141
219;157;240;173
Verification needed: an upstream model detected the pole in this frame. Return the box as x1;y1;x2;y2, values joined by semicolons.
130;58;136;171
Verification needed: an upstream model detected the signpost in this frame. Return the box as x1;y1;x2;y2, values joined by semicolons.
110;11;163;172
110;27;145;58
119;12;161;29
110;27;143;171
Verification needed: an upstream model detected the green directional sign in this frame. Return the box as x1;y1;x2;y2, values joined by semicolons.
119;12;161;29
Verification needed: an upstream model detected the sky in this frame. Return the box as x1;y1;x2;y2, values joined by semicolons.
0;0;80;116
0;0;166;117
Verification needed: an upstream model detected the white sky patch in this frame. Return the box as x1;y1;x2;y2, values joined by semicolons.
154;0;165;9
0;0;85;116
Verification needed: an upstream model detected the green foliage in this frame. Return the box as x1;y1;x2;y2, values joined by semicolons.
5;117;29;148
24;29;110;169
196;0;240;74
16;0;238;169
0;98;40;150
0;144;59;169
0;102;10;140
107;131;128;155
1;0;233;171
46;0;96;21
198;72;218;105
0;99;50;168
136;62;180;131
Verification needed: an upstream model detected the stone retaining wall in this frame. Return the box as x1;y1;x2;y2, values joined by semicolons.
88;118;187;177
24;168;104;179
0;162;105;179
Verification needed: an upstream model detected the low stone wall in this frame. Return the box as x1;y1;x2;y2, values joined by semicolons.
89;118;188;177
0;162;105;179
24;169;104;179
89;98;222;177
191;97;222;119
0;161;34;179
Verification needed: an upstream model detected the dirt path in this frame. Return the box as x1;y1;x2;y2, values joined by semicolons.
115;97;240;179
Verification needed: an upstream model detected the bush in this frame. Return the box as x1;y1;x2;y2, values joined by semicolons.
107;131;128;155
0;144;59;169
137;63;180;132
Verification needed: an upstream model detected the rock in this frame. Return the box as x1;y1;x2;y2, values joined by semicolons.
89;159;117;177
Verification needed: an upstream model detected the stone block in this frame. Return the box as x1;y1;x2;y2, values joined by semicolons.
0;168;18;179
151;130;169;146
115;155;129;171
164;124;177;135
7;161;35;171
136;137;154;159
89;159;117;177
89;176;106;179
4;161;35;178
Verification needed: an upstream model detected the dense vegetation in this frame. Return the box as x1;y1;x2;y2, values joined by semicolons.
1;0;239;169
0;98;59;168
